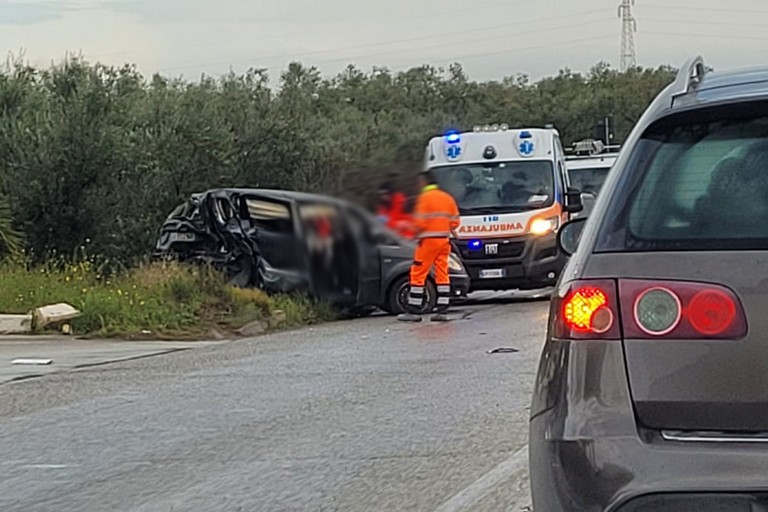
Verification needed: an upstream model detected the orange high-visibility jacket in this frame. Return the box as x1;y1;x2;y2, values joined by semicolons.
413;184;461;239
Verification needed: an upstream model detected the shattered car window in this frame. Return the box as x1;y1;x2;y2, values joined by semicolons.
244;198;294;233
246;199;291;220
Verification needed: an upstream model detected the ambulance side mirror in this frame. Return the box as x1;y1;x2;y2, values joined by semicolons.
563;188;584;214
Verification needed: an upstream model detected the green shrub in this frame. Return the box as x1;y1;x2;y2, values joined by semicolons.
0;258;331;337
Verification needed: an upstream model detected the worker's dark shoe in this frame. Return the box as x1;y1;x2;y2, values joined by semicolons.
398;313;423;322
430;313;450;322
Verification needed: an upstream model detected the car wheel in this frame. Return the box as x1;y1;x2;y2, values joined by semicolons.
385;276;437;315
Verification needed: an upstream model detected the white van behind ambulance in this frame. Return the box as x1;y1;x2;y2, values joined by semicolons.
423;124;583;292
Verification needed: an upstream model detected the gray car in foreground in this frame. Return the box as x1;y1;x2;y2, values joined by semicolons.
530;56;768;511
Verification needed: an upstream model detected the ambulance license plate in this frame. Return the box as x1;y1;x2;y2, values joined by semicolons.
479;269;504;279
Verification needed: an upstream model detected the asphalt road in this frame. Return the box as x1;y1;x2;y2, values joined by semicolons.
0;294;550;512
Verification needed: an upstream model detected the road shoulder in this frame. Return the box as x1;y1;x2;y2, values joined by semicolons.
0;336;224;384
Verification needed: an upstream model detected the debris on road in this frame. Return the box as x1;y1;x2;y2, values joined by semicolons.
267;309;287;328
0;314;33;334
237;320;267;337
12;358;53;365
487;347;520;354
208;328;228;341
33;303;81;331
0;303;80;336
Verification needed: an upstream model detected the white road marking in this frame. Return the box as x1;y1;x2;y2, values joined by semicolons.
434;444;529;512
23;464;70;469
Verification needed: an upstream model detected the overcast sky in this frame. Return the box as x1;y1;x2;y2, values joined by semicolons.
1;0;767;84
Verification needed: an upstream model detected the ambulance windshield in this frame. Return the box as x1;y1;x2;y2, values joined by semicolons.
431;160;555;215
567;167;610;195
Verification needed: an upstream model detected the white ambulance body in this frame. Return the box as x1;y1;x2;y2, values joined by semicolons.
564;138;620;195
423;124;578;292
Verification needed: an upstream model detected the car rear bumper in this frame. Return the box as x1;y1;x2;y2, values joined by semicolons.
529;339;768;512
454;233;566;291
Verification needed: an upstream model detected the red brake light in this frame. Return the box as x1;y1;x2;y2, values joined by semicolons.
688;289;737;336
556;280;619;339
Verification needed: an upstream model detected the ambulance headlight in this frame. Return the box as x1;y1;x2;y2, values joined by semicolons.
448;253;464;272
530;216;560;236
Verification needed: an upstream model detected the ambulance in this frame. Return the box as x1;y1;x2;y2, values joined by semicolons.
564;139;620;199
423;124;583;292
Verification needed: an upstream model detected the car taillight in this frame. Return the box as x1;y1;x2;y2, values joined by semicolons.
687;289;738;336
553;279;748;340
555;280;620;340
620;280;747;339
634;287;682;336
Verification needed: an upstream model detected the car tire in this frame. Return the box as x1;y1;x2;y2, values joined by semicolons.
385;275;437;315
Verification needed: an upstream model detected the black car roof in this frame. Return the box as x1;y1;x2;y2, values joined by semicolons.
201;188;353;207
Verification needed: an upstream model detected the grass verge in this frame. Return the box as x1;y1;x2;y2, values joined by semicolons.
0;259;337;338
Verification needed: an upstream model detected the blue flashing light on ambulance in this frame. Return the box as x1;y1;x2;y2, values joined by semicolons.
423;124;584;292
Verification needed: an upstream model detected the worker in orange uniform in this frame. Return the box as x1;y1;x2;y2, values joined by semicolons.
398;170;460;322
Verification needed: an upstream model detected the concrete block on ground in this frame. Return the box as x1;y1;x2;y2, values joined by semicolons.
268;310;287;328
237;320;266;337
33;303;81;330
0;314;33;334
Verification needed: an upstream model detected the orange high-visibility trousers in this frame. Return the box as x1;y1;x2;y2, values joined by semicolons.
407;237;452;314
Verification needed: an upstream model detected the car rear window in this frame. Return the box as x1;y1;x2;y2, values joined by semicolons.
596;101;768;252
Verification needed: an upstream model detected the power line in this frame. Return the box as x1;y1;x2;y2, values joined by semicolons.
618;0;637;72
425;35;617;66
644;30;768;42
159;11;611;74
642;17;768;28
88;0;524;61
642;3;768;14
307;20;614;66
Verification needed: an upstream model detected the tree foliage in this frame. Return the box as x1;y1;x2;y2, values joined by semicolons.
0;57;676;264
0;194;21;259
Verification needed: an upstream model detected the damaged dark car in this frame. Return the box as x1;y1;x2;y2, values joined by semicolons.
154;188;470;315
